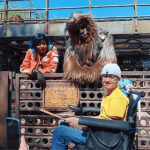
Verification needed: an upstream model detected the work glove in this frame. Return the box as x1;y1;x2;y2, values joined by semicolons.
32;69;45;87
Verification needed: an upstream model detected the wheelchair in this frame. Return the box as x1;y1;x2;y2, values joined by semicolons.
70;89;142;150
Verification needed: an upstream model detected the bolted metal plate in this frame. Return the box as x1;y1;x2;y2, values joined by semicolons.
43;80;79;109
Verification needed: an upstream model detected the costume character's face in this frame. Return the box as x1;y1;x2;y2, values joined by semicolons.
73;18;89;41
98;28;109;42
66;12;98;45
102;75;119;92
99;32;106;40
36;40;47;54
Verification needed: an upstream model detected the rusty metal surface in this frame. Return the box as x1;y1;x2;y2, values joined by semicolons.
3;0;8;35
138;137;150;149
13;72;150;149
137;117;150;127
140;100;150;111
122;71;150;76
14;73;75;148
0;20;150;38
20;115;60;126
0;20;149;38
0;71;9;149
80;101;101;110
134;0;138;32
24;135;52;148
97;20;150;35
19;79;43;112
18;79;79;111
79;90;103;101
138;127;150;137
15;73;63;118
20;101;43;111
21;126;54;136
15;74;22;118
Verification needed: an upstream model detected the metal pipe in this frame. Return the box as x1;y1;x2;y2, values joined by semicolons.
134;0;138;32
3;4;149;12
1;14;150;23
0;12;2;21
29;8;31;23
0;3;149;12
15;74;20;119
94;15;150;19
46;0;49;20
0;72;9;149
4;0;8;35
89;0;91;15
46;0;49;34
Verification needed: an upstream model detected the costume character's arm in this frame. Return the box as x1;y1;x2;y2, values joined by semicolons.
63;38;103;84
20;49;37;75
63;54;104;84
97;29;117;64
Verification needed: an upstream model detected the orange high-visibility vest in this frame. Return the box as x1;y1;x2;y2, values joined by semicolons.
20;47;57;75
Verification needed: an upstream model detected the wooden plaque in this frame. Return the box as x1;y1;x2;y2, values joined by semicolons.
43;80;79;109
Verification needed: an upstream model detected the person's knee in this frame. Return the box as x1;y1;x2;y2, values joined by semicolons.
53;126;64;137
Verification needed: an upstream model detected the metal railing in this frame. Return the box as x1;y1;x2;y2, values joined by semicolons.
0;0;150;34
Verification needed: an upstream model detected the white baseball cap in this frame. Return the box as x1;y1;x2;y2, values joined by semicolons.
101;63;121;78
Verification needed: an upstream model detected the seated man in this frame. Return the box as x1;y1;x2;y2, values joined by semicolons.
50;63;129;150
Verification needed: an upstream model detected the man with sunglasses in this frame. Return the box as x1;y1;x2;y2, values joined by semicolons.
50;63;129;150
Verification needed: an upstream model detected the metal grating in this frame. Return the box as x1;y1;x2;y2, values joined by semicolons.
14;72;150;149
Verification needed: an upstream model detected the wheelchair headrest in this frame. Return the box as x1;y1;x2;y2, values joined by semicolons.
127;90;142;109
127;89;142;118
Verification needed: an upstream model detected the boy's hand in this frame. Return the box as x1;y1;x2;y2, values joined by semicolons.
65;117;87;130
126;84;134;89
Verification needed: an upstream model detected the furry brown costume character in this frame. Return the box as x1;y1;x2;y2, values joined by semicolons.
63;11;117;84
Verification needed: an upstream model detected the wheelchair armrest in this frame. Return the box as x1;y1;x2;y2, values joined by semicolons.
78;117;132;132
69;105;100;113
82;107;100;113
69;105;82;113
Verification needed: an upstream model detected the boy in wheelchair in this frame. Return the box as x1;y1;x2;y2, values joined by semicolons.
50;63;141;150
